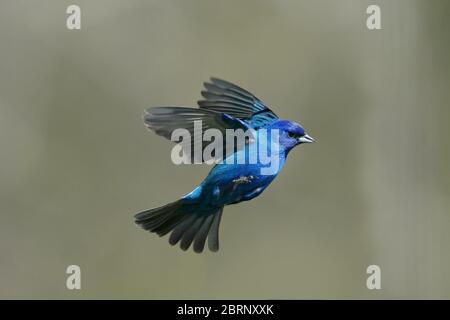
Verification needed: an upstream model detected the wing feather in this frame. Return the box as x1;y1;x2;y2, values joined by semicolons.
144;107;252;162
198;78;278;129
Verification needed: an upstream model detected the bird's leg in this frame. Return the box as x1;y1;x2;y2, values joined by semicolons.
232;175;254;185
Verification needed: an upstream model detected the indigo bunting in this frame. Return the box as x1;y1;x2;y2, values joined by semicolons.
134;78;314;253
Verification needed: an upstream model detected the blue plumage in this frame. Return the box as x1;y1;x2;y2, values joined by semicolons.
134;78;314;253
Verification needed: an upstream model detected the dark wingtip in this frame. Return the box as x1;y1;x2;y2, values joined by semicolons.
180;244;190;251
210;77;227;87
209;244;219;252
203;81;211;90
193;247;204;254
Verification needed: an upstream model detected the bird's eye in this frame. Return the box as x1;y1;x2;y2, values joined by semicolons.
288;132;297;138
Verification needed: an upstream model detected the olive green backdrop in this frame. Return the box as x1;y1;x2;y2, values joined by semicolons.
0;0;449;299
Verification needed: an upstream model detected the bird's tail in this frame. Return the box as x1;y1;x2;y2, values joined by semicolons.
134;200;224;253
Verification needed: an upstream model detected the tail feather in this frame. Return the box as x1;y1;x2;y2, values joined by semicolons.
154;213;188;237
168;214;197;245
193;214;215;253
135;201;185;236
180;217;206;251
134;200;224;253
208;208;223;252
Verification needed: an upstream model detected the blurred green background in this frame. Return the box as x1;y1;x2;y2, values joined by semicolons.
0;0;449;299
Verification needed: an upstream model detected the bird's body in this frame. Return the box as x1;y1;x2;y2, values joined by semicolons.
183;143;284;207
134;78;314;253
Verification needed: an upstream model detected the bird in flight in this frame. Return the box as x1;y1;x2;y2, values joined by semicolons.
134;78;314;253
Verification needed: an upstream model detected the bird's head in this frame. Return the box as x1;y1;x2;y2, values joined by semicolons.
269;119;315;151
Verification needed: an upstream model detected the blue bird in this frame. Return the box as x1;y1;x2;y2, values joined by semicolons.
134;78;314;253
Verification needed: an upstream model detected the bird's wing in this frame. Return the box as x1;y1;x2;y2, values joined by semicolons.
198;77;279;129
144;107;253;163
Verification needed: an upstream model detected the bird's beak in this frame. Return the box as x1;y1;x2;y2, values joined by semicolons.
298;134;315;144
